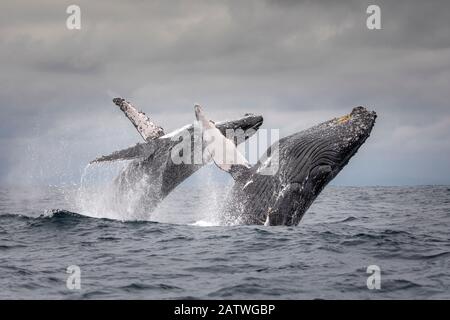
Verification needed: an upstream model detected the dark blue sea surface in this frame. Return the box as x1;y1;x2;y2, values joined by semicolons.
0;184;449;299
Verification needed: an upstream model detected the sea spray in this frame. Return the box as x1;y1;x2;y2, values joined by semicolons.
75;161;233;224
190;164;234;226
75;161;145;220
193;164;223;226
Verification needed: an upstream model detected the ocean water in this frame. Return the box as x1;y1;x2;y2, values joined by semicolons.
0;182;449;299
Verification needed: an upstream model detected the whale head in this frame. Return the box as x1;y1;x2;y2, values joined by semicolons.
265;106;377;225
214;113;264;144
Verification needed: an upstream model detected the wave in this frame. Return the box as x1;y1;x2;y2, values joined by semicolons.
39;209;89;219
0;209;87;221
190;219;220;227
121;283;182;292
0;209;158;225
340;216;358;222
382;251;450;261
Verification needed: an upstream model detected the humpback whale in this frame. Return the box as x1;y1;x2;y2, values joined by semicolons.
195;106;377;226
92;98;263;216
92;98;376;225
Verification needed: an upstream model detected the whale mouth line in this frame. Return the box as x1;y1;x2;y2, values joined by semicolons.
251;119;264;130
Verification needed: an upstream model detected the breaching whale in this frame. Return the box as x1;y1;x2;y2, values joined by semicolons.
91;98;263;216
195;105;377;226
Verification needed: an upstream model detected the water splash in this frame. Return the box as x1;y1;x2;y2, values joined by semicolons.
74;160;234;225
190;220;218;227
75;161;147;220
191;164;232;226
80;163;91;185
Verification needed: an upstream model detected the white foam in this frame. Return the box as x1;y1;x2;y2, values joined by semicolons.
75;161;150;220
190;220;220;227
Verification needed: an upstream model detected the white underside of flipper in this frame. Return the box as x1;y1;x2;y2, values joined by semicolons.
194;105;250;173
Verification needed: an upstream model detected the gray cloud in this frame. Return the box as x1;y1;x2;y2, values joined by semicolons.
1;0;449;186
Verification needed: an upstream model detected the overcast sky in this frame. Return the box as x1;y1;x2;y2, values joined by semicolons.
0;0;449;186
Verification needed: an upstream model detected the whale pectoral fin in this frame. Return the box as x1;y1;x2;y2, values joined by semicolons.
311;165;332;178
90;142;156;163
113;98;165;142
306;165;332;194
194;104;251;179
